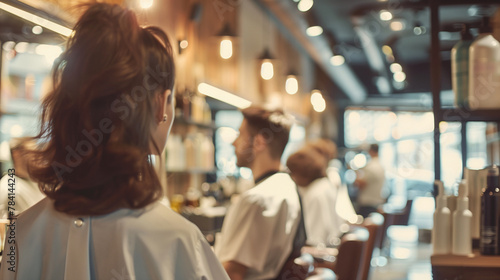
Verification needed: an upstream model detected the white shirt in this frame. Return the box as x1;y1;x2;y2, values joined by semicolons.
0;197;229;280
0;175;45;215
357;157;386;207
215;173;301;280
298;177;343;246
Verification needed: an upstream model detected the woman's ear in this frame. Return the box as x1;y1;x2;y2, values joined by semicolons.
155;90;171;123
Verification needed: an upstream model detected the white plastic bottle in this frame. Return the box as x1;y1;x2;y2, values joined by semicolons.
468;16;500;109
452;179;473;255
433;180;452;254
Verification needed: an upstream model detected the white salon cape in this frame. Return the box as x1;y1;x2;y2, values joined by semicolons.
215;173;301;280
0;197;229;280
0;175;45;215
298;177;343;246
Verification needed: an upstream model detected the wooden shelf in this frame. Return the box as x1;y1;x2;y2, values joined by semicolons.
432;251;500;267
431;251;500;280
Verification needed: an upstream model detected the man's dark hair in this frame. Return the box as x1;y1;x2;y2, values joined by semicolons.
241;106;292;160
369;143;379;154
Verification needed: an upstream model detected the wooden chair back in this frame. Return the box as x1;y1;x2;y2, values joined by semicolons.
333;227;369;280
359;212;384;280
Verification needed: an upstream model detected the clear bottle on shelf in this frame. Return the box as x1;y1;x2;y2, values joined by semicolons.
452;179;473;256
468;17;500;110
433;180;452;255
451;23;473;108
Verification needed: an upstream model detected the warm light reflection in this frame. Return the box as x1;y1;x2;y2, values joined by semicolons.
330;55;345;66
139;0;154;9
218;127;238;143
311;90;326;112
382;45;392;55
306;26;323;37
439;121;448;133
390;63;402;73
349;111;361;124
2;41;15;51
298;0;314;12
179;40;189;50
35;44;63;64
220;39;233;59
10;124;23;137
379;10;393;21
261;61;274;80
32;25;43;35
353;153;367;169
393;71;406;82
285;75;299;95
390;20;405;31
14;42;28;53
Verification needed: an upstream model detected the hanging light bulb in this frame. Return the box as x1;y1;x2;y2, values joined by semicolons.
298;0;314;12
220;39;233;59
217;23;236;59
259;48;275;80
261;61;274;80
285;74;299;94
139;0;153;9
311;90;326;112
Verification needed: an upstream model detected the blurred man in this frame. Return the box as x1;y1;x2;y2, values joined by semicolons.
215;106;305;280
354;144;386;218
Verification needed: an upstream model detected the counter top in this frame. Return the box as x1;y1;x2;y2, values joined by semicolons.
431;251;500;280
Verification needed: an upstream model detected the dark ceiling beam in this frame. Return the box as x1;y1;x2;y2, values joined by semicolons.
253;0;367;104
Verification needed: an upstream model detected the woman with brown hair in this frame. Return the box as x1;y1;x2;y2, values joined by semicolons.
0;4;229;279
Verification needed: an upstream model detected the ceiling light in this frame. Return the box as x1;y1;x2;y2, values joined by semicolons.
179;40;189;50
379;10;393;21
393;71;406;82
217;23;237;59
330;55;345;66
390;63;402;73
382;45;392;55
311;90;326;112
261;61;274;80
258;48;275;80
139;0;154;9
14;42;29;53
306;26;323;37
32;25;43;35
0;2;72;37
390;20;405;31
220;39;233;59
286;75;299;95
298;0;314;12
2;41;15;51
198;83;251;109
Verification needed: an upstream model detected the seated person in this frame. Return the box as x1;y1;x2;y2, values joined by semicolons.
215;106;305;280
0;4;229;279
0;137;45;215
309;138;357;222
287;144;344;247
